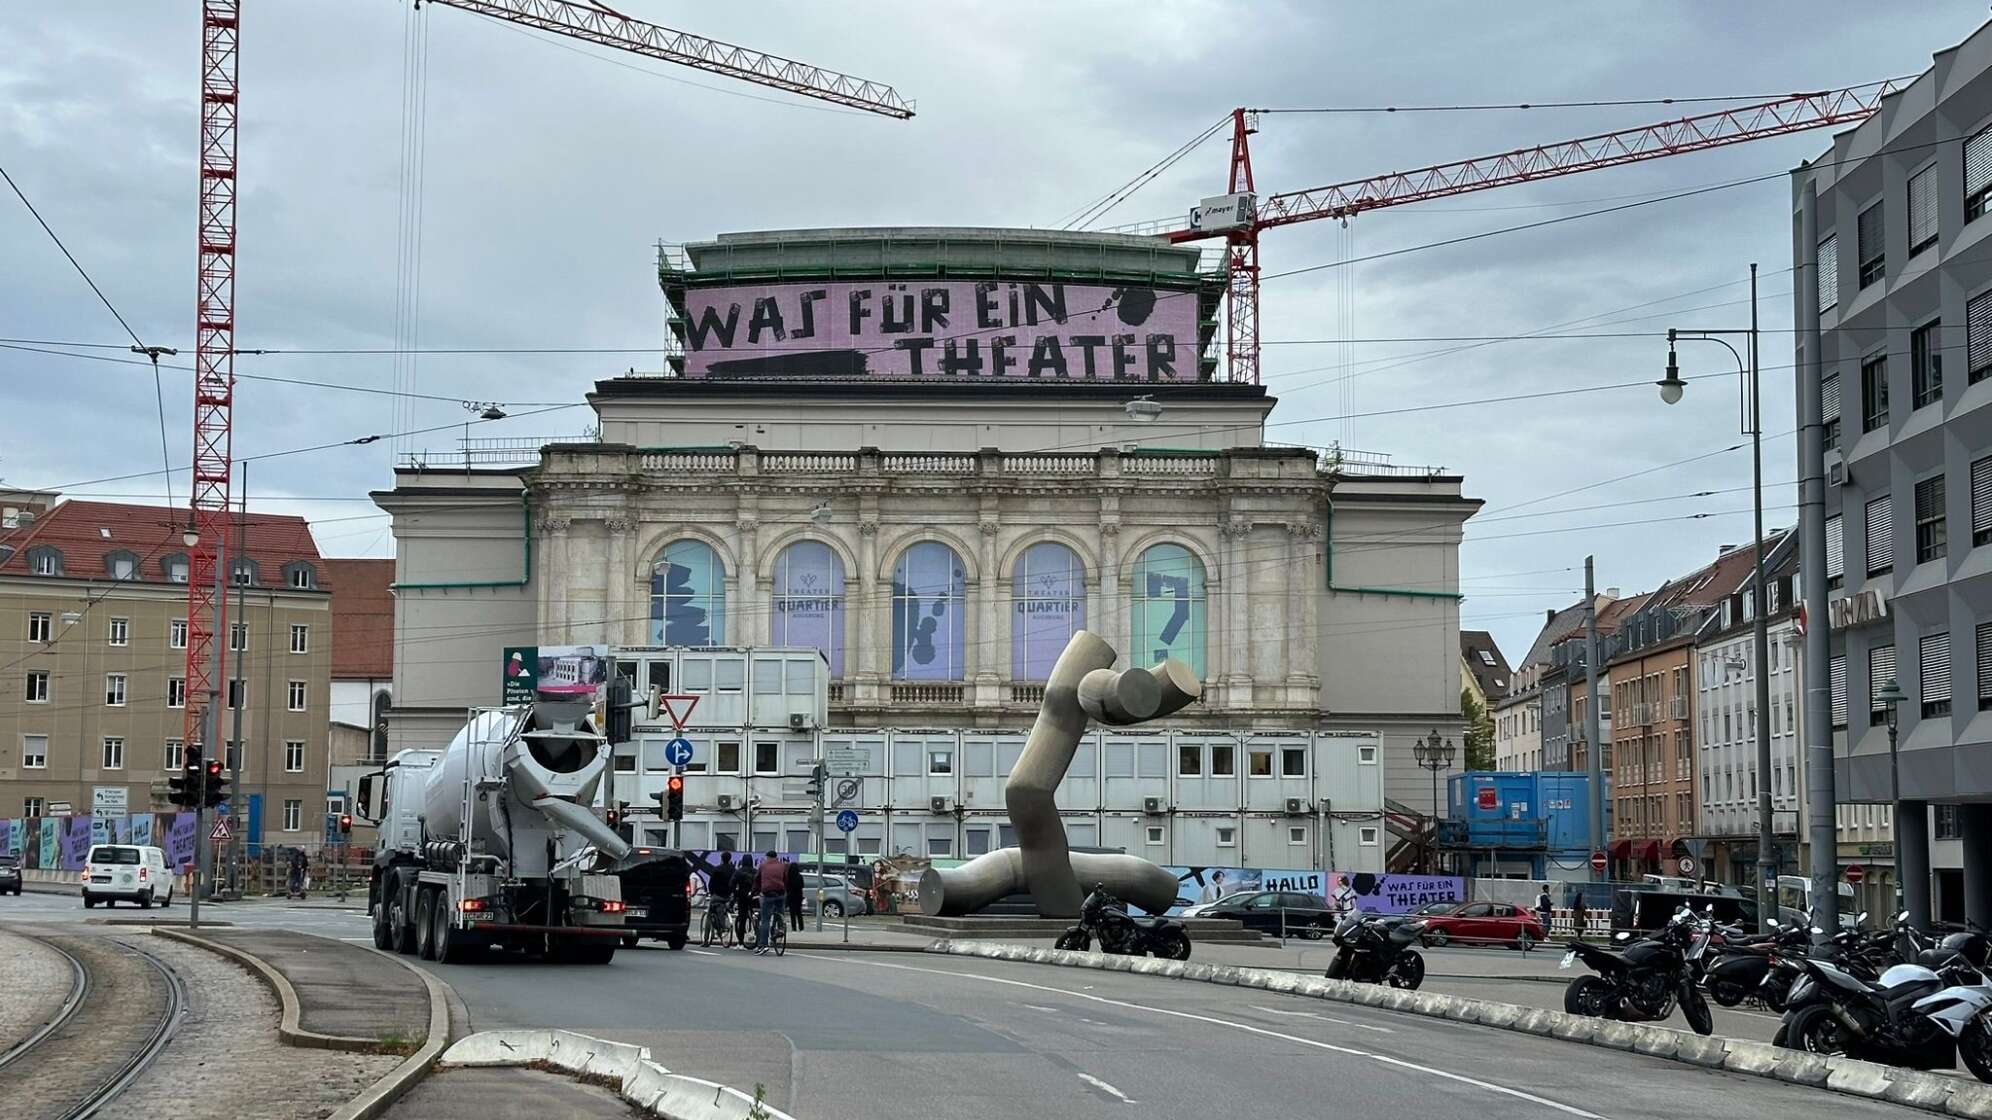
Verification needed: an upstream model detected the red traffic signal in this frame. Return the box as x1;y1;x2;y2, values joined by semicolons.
338;813;353;833
665;774;685;822
206;759;223;778
666;775;684;793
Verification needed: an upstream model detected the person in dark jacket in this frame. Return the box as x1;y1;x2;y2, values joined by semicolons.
785;858;805;930
732;855;758;947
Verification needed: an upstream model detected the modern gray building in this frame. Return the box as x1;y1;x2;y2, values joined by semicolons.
1792;20;1992;925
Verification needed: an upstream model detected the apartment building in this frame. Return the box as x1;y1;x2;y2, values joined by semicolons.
0;495;331;844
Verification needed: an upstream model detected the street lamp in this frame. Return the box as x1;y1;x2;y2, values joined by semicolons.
1663;264;1774;929
1124;395;1162;422
1413;729;1456;873
1876;676;1908;917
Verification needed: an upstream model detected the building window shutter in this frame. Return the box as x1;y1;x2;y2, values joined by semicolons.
1973;456;1992;545
1830;654;1848;728
1969;125;1992;219
1869;644;1897;721
1866;496;1893;574
1909;165;1938;253
1822;372;1841;420
1976;623;1992;710
1817;234;1839;311
1826;514;1845;582
1857;202;1885;287
1970;292;1992;383
1922;632;1952;709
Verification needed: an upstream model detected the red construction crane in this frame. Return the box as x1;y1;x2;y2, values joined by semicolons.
1123;82;1905;385
179;0;911;749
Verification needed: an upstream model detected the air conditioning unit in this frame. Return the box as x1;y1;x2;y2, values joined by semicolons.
1284;797;1306;815
929;795;951;814
716;794;736;811
1142;797;1167;814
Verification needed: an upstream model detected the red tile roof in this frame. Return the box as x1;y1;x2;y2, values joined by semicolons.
0;499;320;585
321;558;394;679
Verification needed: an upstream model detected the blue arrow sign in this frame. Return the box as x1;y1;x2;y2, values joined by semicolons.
663;738;694;767
835;809;859;833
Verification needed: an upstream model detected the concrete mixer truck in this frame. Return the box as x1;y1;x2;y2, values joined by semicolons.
357;698;632;964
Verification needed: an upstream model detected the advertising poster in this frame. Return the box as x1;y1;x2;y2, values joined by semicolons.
1145;866;1328;916
770;541;845;677
39;820;56;868
501;646;538;704
651;540;726;646
682;280;1198;382
166;813;198;872
1011;542;1085;681
1328;872;1464;914
1130;544;1205;675
891;542;965;681
60;816;93;869
90;816;111;848
534;644;609;699
129;813;153;848
0;818;12;856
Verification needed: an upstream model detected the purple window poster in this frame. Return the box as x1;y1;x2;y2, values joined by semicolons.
0;818;12;856
771;541;845;677
1328;872;1464;914
892;542;965;681
166;813;198;872
1012;541;1085;680
681;280;1198;382
129;813;153;848
60;816;93;869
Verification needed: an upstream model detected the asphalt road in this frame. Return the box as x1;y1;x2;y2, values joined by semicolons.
0;893;1922;1119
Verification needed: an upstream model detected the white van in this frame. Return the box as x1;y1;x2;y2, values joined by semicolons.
82;844;173;909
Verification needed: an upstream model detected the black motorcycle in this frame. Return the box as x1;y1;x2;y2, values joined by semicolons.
1056;886;1192;960
1560;906;1714;1035
1773;952;1974;1069
1703;918;1812;1009
1323;912;1428;989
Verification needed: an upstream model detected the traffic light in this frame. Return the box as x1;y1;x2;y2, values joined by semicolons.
203;759;230;809
666;773;684;822
169;745;203;809
804;762;826;800
606;676;633;744
604;804;622;831
338;813;353;836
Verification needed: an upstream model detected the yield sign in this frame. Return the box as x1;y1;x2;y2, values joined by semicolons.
209;816;234;842
658;693;700;730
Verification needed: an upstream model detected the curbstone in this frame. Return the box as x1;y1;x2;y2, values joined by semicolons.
1262;970;1302;994
1886;1070;1957;1109
1948;1082;1992;1119
1442;998;1483;1024
1181;963;1214;984
1770;1051;1832;1087
1630;1027;1680;1060
1548;1012;1597;1044
1205;965;1243;987
1476;1002;1521;1029
1151;960;1188;980
1722;1040;1784;1076
1672;1033;1729;1068
442;1030;795;1120
1821;1057;1895;1099
1592;1020;1640;1052
1510;1007;1558;1036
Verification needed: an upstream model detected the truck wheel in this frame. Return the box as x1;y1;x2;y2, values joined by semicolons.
389;874;417;955
415;888;437;961
432;898;462;964
622;934;640;948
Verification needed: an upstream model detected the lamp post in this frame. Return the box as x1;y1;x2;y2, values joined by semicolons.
1876;676;1907;916
1662;264;1773;930
1413;729;1456;874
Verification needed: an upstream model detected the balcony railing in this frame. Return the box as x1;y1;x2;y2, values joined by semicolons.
890;683;965;704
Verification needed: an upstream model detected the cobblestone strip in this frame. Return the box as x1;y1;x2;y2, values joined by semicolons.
0;929;169;1118
0;926;75;1059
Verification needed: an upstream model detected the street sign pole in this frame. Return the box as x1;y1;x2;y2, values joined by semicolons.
673;766;683;849
835;810;858;944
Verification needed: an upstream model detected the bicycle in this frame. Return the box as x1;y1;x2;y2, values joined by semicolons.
702;897;735;948
769;913;788;957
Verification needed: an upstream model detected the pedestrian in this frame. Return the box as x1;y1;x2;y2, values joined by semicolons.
785;857;805;931
1535;882;1553;934
755;850;788;953
1331;876;1358;918
733;855;758;947
1571;889;1586;936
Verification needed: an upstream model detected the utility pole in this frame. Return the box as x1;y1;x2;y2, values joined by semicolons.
193;556;225;925
1584;556;1606;882
812;756;827;933
1746;264;1778;933
227;464;247;896
1797;182;1843;936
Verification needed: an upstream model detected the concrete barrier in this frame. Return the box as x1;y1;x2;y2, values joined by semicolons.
439;1029;795;1120
923;938;1980;1116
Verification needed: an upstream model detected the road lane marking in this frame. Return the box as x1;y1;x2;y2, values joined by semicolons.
1076;1073;1136;1104
1023;1004;1062;1013
1251;1005;1394;1033
688;948;720;956
795;953;1607;1120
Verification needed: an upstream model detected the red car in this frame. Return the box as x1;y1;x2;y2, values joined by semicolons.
1414;900;1545;949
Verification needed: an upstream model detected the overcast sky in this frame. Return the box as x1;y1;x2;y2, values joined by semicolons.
4;1;1987;663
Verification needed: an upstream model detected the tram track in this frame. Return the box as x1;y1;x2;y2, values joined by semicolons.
0;929;187;1120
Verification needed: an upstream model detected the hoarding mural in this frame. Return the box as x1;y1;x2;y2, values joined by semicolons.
771;541;845;677
1131;544;1205;676
682;281;1199;382
651;539;727;647
892;542;965;681
1329;872;1465;914
1136;866;1329;916
60;816;93;869
1012;541;1085;681
0;818;11;856
166;813;198;872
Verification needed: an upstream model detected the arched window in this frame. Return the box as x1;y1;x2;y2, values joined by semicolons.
1130;543;1206;676
1011;541;1085;680
651;539;727;646
891;541;965;680
770;541;846;676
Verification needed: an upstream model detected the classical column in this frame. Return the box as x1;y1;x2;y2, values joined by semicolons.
1220;518;1253;700
605;517;635;646
537;516;571;642
975;519;1000;690
1285;522;1321;696
857;520;882;690
737;516;761;648
1098;522;1121;665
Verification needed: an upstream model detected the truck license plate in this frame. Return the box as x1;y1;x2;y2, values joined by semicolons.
1560;951;1577;969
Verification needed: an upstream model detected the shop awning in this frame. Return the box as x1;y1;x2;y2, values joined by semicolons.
1610;839;1632;858
1637;839;1662;864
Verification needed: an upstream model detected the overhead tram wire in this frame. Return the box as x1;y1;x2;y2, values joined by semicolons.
1253;88;1888;113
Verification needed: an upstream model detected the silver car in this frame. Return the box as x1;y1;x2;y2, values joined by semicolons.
798;872;865;918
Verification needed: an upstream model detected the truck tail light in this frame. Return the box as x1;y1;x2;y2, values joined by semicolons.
602;900;626;914
458;898;489;913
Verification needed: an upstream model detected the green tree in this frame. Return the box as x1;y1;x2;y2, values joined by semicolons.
1461;687;1496;771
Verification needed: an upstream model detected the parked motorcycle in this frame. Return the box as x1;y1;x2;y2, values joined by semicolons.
1703;918;1811;1010
1055;885;1192;960
1913;958;1992;1082
1560;905;1714;1035
1772;952;1975;1070
1324;912;1429;989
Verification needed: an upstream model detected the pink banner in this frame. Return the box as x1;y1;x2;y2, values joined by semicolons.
682;280;1198;381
